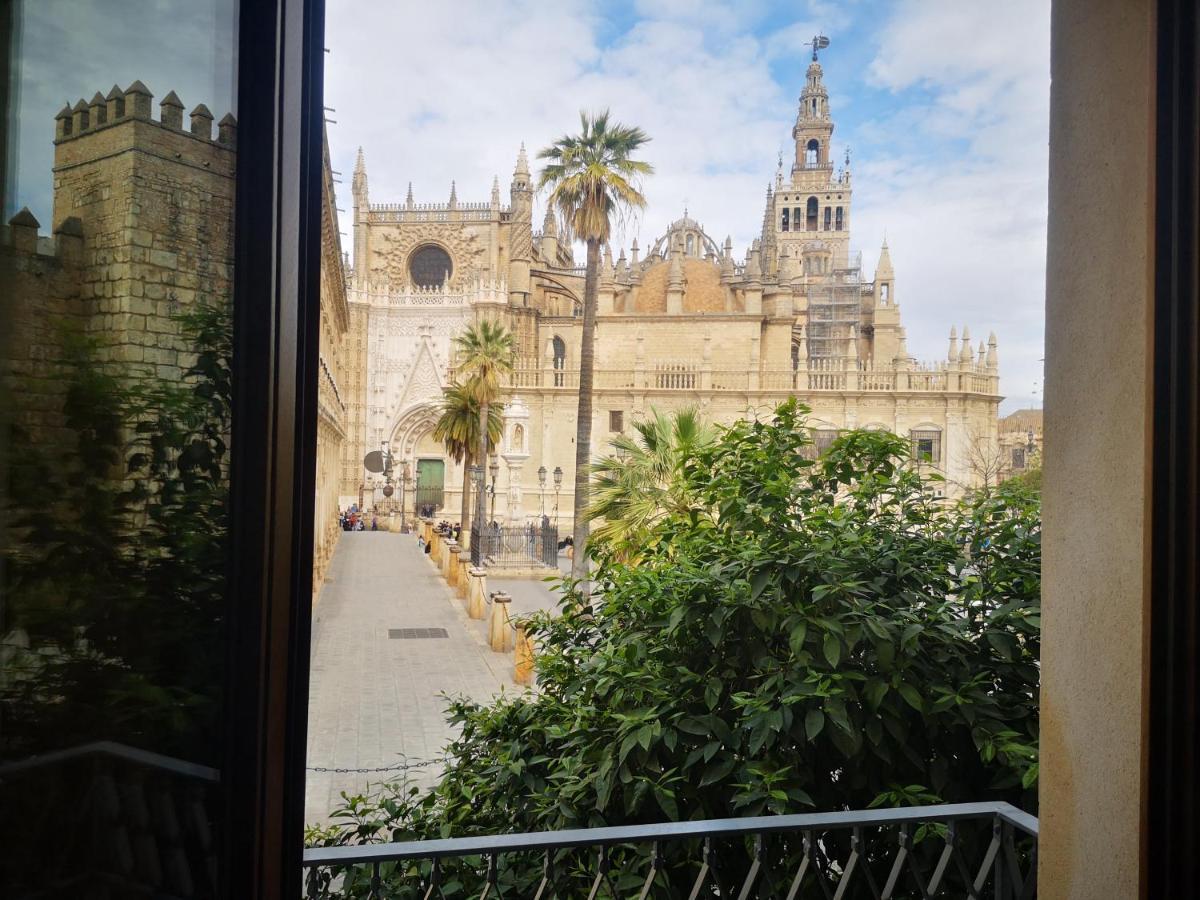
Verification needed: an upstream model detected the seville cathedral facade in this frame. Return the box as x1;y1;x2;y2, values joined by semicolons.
340;56;1004;524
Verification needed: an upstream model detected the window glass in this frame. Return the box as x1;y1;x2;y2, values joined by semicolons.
1;2;238;894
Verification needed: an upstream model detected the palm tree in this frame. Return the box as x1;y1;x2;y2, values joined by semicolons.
432;382;503;535
538;111;653;578
588;407;714;563
452;321;516;539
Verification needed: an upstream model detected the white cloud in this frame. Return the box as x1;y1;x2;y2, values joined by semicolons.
325;0;1049;411
854;0;1050;410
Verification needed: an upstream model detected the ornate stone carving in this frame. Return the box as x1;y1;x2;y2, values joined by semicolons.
370;224;485;288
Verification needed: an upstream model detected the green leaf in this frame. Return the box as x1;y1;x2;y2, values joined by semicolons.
805;708;825;740
788;621;808;656
751;570;771;600
864;679;889;710
823;634;842;668
898;683;924;712
699;755;737;787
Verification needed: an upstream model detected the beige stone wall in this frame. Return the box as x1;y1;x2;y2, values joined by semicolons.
1039;0;1153;896
313;130;350;599
52;92;236;378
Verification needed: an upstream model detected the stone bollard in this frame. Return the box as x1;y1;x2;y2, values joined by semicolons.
467;568;487;619
423;520;433;544
514;624;535;686
431;529;442;560
442;539;458;582
456;551;471;599
488;591;514;652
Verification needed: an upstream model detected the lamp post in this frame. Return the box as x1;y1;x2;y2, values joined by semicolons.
488;457;500;524
537;465;547;520
552;465;563;527
400;460;411;533
380;440;394;513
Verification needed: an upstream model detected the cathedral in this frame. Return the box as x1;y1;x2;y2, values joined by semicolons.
339;52;1003;524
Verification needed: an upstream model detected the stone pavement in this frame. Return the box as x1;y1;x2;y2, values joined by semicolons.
305;532;520;825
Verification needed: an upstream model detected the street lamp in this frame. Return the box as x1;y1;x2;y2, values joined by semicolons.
537;465;547;519
488;457;500;523
552;465;563;526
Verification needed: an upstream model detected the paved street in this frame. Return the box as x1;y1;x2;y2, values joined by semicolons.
305;532;523;825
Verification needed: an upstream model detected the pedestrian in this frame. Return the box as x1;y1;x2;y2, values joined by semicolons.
371;517;378;531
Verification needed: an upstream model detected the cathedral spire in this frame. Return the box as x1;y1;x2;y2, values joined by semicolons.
792;44;834;176
448;180;457;209
405;181;414;209
491;175;501;208
352;146;368;207
514;142;530;179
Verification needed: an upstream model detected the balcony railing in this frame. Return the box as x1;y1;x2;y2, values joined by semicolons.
302;801;1037;898
451;364;998;396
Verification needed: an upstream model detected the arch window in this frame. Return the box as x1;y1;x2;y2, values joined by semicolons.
880;284;889;304
909;428;943;464
823;207;832;231
686;234;694;255
781;208;790;232
552;336;566;387
835;206;844;230
806;139;819;167
806;196;818;232
408;244;452;287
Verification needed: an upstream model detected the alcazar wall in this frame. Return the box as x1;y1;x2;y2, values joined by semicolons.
4;80;351;602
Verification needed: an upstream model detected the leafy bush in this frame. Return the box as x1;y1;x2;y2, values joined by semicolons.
308;400;1040;896
1;304;232;763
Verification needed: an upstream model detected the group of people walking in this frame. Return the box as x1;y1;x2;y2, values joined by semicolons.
338;508;378;532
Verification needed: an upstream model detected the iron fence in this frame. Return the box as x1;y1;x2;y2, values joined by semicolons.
470;520;558;569
303;801;1037;898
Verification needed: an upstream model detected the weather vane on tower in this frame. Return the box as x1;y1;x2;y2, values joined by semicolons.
806;34;830;61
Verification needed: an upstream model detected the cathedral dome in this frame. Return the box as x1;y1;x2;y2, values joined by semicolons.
633;257;728;313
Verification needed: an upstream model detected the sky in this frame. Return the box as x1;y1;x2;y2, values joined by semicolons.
8;0;1049;413
326;0;1050;413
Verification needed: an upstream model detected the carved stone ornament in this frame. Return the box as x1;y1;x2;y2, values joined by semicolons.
370;224;485;288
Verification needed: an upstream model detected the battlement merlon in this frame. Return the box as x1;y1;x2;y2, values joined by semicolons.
53;81;237;166
1;209;84;267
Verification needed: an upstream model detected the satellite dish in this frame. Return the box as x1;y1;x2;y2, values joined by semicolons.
364;450;385;473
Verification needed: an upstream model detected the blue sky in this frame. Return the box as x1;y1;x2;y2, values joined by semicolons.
9;1;1049;412
323;0;1050;412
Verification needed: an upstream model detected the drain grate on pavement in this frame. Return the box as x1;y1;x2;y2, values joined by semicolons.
388;627;449;640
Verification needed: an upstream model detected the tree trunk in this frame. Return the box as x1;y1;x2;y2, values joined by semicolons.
459;450;472;540
475;400;490;536
571;238;601;580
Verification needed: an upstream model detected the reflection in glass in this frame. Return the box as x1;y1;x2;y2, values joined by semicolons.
1;1;238;895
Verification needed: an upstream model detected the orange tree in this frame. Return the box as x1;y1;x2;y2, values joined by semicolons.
310;400;1040;897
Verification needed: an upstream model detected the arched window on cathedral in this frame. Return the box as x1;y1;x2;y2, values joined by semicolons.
806;139;819;167
823;207;832;231
552;336;566;387
811;98;818;116
781;208;790;232
835;206;844;230
806;196;818;231
686;234;694;255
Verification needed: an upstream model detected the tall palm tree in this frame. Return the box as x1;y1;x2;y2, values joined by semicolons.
432;382;503;534
538;111;653;578
588;407;714;563
453;321;516;539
